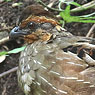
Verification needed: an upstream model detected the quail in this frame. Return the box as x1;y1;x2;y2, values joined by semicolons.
10;4;95;95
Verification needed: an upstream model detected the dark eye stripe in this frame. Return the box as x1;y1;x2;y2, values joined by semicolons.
27;21;38;29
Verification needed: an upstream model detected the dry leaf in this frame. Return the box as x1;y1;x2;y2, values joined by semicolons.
0;55;6;63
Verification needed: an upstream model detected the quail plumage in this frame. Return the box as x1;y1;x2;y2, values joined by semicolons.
10;4;95;95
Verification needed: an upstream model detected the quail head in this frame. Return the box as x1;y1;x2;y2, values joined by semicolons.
10;4;95;95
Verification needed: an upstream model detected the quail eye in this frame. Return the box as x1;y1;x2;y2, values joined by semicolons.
28;22;37;29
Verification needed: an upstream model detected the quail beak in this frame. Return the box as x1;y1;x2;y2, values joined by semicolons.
9;26;30;39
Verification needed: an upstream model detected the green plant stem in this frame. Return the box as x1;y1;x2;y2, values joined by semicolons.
36;0;63;12
71;0;95;12
36;0;95;13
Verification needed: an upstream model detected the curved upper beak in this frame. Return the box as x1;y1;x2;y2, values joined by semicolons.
9;26;29;39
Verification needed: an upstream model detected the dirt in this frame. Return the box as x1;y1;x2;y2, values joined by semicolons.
0;0;94;95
